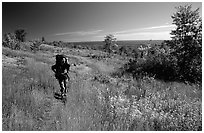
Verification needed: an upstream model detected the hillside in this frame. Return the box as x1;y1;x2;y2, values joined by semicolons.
2;44;202;131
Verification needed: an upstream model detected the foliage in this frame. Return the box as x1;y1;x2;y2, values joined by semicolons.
104;34;117;53
2;33;20;50
118;46;127;55
2;29;27;50
120;5;202;84
170;5;202;83
121;44;179;81
30;40;42;53
14;29;27;42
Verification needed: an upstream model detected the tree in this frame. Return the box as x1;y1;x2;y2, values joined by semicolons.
3;33;20;50
104;34;117;53
15;29;27;42
42;36;45;42
170;5;202;82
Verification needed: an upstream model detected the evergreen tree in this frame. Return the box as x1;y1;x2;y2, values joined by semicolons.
14;29;27;42
170;5;202;82
104;34;117;53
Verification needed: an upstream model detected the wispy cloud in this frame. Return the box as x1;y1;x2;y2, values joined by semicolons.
93;24;176;41
55;30;103;36
115;31;170;37
95;31;172;40
113;24;175;35
115;31;172;40
142;25;176;30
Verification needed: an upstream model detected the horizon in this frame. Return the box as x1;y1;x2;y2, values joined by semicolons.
60;39;166;43
2;2;202;42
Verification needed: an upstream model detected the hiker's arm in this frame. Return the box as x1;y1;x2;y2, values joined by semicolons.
51;65;56;73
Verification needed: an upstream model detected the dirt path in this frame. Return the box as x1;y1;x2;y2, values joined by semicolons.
2;48;117;130
66;54;115;75
37;54;115;130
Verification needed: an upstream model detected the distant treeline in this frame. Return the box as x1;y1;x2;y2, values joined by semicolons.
47;40;164;50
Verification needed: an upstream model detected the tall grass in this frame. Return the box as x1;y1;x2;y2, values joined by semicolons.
2;47;202;131
2;52;103;130
2;56;58;130
26;58;57;93
2;67;36;130
95;75;202;131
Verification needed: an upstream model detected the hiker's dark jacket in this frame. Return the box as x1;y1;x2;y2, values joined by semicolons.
52;62;70;81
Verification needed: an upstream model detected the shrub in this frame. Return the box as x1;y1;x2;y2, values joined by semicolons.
120;44;179;82
30;40;42;53
3;33;20;50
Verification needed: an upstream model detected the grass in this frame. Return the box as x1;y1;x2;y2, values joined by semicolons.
2;46;202;131
94;76;202;131
2;56;57;130
2;48;103;130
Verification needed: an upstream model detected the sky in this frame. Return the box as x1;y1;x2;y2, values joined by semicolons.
2;2;202;42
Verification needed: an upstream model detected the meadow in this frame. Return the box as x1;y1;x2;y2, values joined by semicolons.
2;3;202;130
2;41;202;131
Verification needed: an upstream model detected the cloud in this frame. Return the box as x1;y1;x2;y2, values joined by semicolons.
94;24;176;40
115;31;170;37
115;31;172;40
94;31;172;40
113;24;175;35
142;25;176;30
55;30;103;36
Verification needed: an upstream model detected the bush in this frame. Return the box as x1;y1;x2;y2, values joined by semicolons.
120;44;179;81
3;29;27;50
30;40;42;53
121;40;201;84
3;33;20;50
